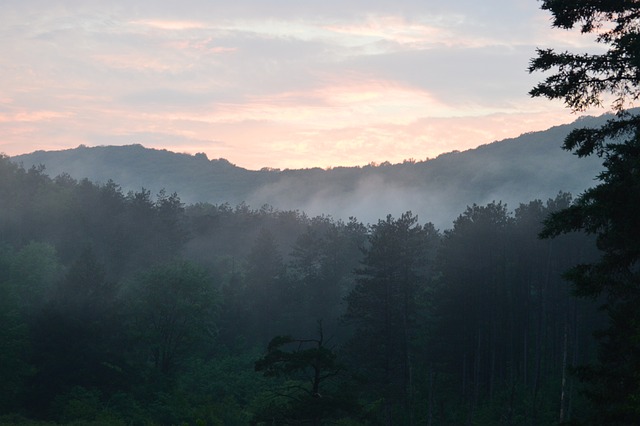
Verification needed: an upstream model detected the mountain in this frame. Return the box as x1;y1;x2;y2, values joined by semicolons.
10;113;607;229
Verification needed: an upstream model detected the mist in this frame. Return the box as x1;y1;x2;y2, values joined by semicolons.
0;112;610;426
11;114;604;231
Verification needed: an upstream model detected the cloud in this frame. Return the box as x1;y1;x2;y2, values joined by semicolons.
0;110;74;123
128;19;207;31
342;44;543;107
324;16;451;47
0;0;607;169
88;131;227;152
119;89;217;107
92;53;189;73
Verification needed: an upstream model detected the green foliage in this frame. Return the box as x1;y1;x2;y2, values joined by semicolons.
0;251;32;411
432;197;598;425
176;354;264;425
344;212;439;422
0;152;607;424
254;324;360;425
530;1;640;112
531;1;640;423
0;243;62;413
12;124;604;232
26;249;125;417
9;242;62;309
289;218;365;337
52;387;103;424
126;260;219;375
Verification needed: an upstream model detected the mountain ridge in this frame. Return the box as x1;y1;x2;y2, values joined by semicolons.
10;113;607;228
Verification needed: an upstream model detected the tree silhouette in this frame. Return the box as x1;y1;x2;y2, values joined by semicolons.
344;212;438;425
531;1;640;423
254;322;359;425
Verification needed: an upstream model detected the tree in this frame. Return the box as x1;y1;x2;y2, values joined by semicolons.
343;212;438;425
289;217;366;336
244;228;289;343
26;248;123;418
0;245;48;413
254;322;359;425
154;189;188;259
530;2;640;423
128;260;218;375
433;202;514;424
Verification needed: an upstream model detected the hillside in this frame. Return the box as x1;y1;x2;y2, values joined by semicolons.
11;113;606;228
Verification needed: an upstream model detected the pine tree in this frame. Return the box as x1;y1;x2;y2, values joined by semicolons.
343;212;438;425
530;2;640;423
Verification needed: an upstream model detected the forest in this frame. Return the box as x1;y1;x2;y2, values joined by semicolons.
4;0;640;424
0;154;604;425
12;113;604;230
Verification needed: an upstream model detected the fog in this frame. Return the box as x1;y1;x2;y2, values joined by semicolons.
10;114;605;231
248;174;489;229
0;112;610;426
244;144;601;229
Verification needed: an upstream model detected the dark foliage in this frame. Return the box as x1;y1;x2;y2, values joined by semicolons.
531;1;640;423
0;152;602;425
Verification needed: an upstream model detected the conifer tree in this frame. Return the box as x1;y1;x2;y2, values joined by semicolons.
344;212;438;425
530;2;640;423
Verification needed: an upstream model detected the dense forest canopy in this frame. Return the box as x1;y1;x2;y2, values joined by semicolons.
6;0;640;423
0;153;603;425
10;112;606;230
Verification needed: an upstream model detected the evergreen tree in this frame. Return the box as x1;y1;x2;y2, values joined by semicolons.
254;322;359;425
344;212;438;425
26;248;123;418
434;202;514;424
127;260;218;376
289;218;365;336
530;1;640;423
245;228;289;343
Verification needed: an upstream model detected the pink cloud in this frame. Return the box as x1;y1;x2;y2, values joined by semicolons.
128;19;208;31
0;110;74;123
0;96;587;171
92;53;188;72
200;105;584;170
325;16;447;45
166;38;237;54
162;76;453;130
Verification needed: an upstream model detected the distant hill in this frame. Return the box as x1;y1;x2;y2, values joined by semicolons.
11;113;607;229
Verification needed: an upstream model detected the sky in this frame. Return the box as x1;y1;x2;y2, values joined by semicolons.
0;0;607;170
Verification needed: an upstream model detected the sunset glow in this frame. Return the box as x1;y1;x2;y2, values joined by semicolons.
1;0;606;170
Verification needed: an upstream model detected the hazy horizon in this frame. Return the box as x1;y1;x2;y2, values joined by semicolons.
7;109;610;173
1;0;609;170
